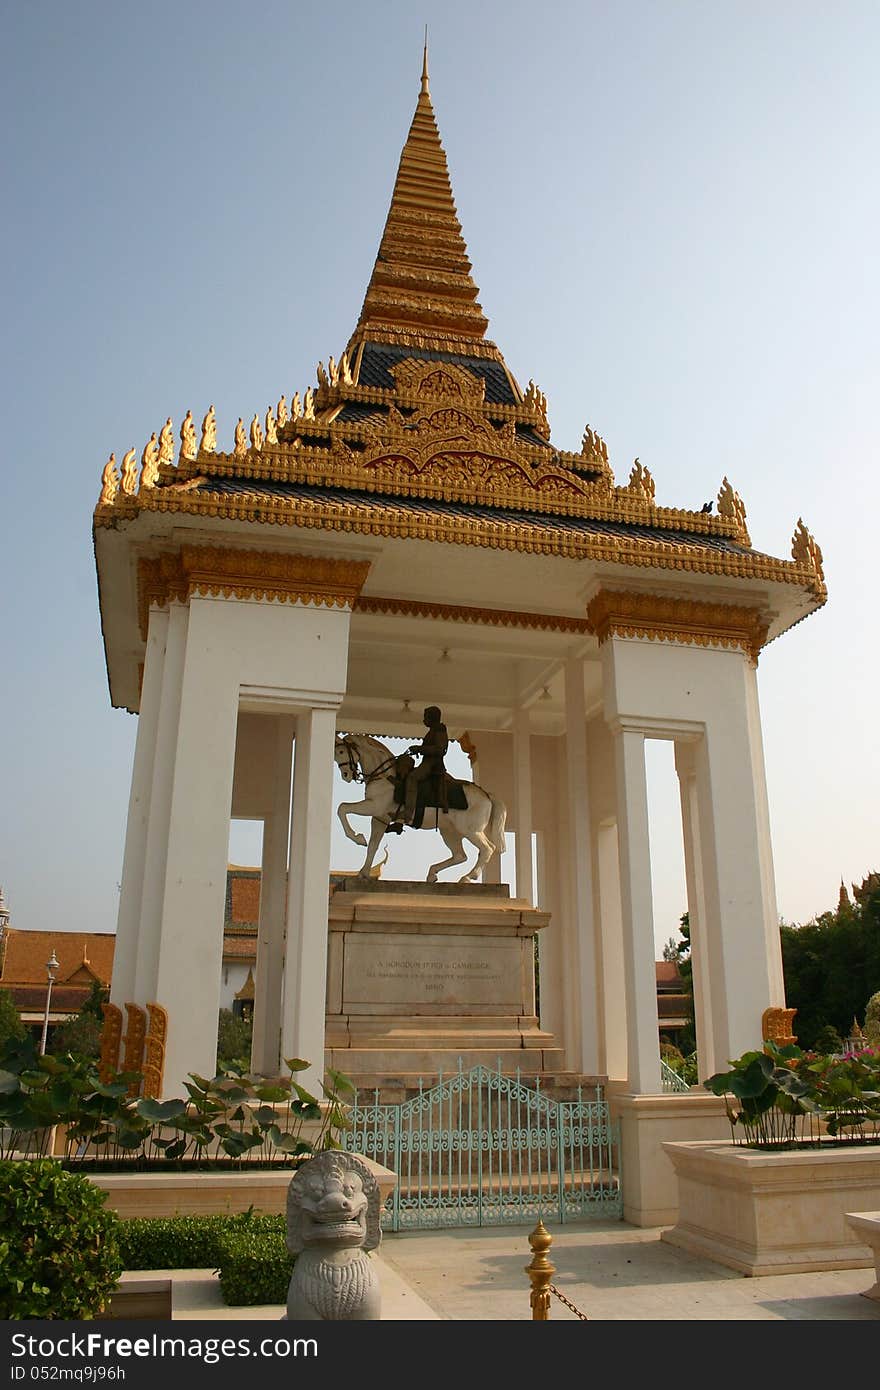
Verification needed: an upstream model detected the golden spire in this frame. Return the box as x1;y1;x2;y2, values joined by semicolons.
349;53;489;348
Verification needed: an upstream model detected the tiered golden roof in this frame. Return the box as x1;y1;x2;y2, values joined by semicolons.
93;58;826;616
349;48;490;352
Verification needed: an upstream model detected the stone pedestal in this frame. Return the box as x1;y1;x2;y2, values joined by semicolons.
325;880;564;1087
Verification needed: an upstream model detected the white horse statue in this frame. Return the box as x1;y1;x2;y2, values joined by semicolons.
334;733;507;883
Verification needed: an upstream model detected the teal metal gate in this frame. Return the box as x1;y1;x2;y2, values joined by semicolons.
340;1062;622;1229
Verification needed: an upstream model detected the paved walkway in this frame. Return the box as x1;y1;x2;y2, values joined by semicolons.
131;1219;879;1322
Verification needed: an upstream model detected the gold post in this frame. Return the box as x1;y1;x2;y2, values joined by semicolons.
526;1219;555;1320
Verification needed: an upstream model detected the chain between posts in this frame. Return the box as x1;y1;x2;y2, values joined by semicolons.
526;1219;590;1321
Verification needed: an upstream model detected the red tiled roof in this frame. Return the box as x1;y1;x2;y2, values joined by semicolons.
1;930;115;986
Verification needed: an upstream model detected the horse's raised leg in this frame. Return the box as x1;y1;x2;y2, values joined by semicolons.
427;826;468;883
337;800;369;848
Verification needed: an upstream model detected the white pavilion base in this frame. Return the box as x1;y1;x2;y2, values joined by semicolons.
325;879;565;1088
606;1088;733;1228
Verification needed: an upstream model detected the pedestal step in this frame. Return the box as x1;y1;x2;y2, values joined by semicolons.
337;1068;608;1105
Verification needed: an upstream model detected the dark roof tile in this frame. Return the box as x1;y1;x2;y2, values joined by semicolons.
358;343;516;404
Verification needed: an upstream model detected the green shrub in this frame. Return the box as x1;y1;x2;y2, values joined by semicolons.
215;1229;294;1306
117;1211;286;1270
0;1159;122;1319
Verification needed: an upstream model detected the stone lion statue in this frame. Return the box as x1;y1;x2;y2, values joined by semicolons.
285;1150;382;1320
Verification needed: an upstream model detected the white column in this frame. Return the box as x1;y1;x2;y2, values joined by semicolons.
133;603;189;1007
613;724;661;1094
674;740;716;1079
111;607;168;1008
280;706;338;1094
251;716;295;1077
512;706;534;905
154;600;240;1096
596;819;627;1080
693;705;780;1062
743;664;785;1000
563;657;600;1074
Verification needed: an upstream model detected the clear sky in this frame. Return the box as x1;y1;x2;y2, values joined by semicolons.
2;2;877;956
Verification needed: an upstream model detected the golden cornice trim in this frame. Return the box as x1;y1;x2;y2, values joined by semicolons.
586;589;772;664
346;328;505;361
150;440;749;535
120;486;827;602
136;547;371;640
354;594;591;634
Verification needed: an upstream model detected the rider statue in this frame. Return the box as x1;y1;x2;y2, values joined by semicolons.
387;705;449;832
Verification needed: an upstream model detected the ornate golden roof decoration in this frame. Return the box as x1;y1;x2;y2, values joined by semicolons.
250;414;263;451
625;459;655;502
390;358;485;405
234;418;247;457
717;476;750;543
581;426;609;468
99;454;119;506
586;589;771;665
157;418;175;467
140;435;159;490
137;546;372;639
120;448;138;497
180;410;197;463
791;517;824;583
355;593;591;634
113;482;824;601
200;405;217;453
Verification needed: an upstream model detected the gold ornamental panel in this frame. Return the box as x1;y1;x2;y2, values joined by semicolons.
586;590;771;665
137;546;371;639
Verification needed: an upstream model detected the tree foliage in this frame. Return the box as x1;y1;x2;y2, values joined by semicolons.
663;912;696;1055
217;1008;252;1071
49;979;108;1062
0;989;26;1050
780;872;880;1050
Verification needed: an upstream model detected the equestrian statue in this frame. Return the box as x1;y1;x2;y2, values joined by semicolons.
334;705;507;883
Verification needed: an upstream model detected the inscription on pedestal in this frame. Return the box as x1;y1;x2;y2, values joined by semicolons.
344;936;521;1010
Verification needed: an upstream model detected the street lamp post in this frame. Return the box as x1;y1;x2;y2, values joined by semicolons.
39;951;60;1056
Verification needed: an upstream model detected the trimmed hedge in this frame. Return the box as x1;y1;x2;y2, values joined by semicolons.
117;1211;285;1271
215;1230;294;1307
0;1159;122;1320
116;1212;292;1306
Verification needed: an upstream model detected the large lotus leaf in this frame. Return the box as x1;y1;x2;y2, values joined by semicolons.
291;1081;320;1105
94;1079;133;1099
0;1070;21;1096
253;1084;291;1103
35;1054;66;1075
162;1139;188;1161
269;1132;313;1155
708;1054;774;1100
135;1097;188;1123
113;1129;146;1149
218;1133;250;1157
211;1080;251;1103
322;1068;356;1099
19;1070;51;1090
773;1069;811;1099
284;1058;310;1074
